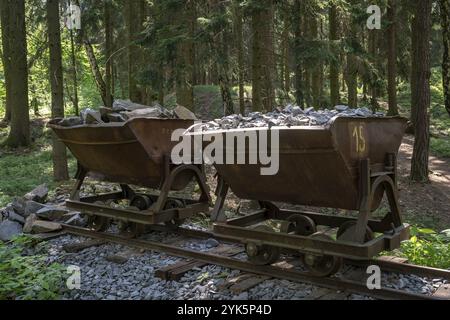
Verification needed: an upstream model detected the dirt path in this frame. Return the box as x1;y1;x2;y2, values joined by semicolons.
397;135;450;227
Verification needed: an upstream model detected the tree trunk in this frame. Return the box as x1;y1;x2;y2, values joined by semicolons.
0;2;11;123
293;0;304;108
411;0;432;183
346;15;358;108
251;0;275;112
440;0;450;116
233;0;245;115
84;40;110;107
127;0;140;103
1;0;30;147
387;0;398;116
310;16;321;108
329;4;340;107
175;1;195;111
104;0;113;108
69;29;79;115
47;0;68;180
410;2;419;126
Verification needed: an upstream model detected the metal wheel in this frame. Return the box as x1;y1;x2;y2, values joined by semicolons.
87;215;110;232
163;199;186;229
301;233;343;277
130;194;153;211
283;215;317;236
245;225;281;266
337;221;374;243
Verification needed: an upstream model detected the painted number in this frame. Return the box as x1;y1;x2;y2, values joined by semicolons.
352;125;366;154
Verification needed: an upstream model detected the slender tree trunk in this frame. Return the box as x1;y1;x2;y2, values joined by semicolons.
410;2;419;127
251;0;275;112
175;1;195;110
293;0;304;108
310;16;321;108
411;0;432;183
346;15;358;108
0;2;11;123
233;0;245;115
47;0;68;180
440;0;450;116
84;40;110;107
127;1;140;102
104;0;113;108
69;29;79;115
387;0;398;116
329;4;340;107
1;0;30;147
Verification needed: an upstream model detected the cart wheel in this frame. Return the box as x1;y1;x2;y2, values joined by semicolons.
245;225;281;266
163;199;186;229
130;195;153;211
301;233;343;277
337;221;374;243
284;215;317;236
87;215;110;232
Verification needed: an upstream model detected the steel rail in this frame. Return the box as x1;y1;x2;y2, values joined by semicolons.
61;224;445;301
148;225;450;281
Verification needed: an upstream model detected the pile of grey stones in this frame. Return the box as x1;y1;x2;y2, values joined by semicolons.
0;184;87;242
201;105;385;131
50;100;197;127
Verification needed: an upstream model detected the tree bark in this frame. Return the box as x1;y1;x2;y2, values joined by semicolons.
387;0;398;116
47;0;68;180
440;0;450;116
69;29;79;115
346;15;358;109
329;4;340;107
251;0;275;112
1;0;30;147
175;1;195;111
411;0;432;183
293;0;304;108
104;0;113;108
84;40;110;107
233;0;245;115
0;1;11;122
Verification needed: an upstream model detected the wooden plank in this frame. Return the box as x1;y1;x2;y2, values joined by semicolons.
155;245;243;281
63;239;106;253
229;275;271;294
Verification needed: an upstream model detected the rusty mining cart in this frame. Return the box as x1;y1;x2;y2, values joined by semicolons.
192;116;410;277
49;118;210;235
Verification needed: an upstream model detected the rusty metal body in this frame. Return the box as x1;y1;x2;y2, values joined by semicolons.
192;116;410;265
49;118;210;228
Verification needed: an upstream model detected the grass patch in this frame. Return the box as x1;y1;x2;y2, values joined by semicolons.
0;236;66;300
0;127;77;207
395;227;450;269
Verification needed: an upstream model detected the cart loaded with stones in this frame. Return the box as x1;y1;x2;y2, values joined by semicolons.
47;100;211;236
33;101;409;278
186;104;410;277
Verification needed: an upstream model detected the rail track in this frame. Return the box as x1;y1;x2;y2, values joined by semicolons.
60;224;450;301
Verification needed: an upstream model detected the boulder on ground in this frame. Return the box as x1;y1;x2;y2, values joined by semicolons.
11;198;27;216
24;201;47;216
5;209;25;225
24;214;62;234
36;206;69;221
24;184;49;203
0;220;23;241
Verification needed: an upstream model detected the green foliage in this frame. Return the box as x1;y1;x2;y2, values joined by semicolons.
0;128;77;207
0;235;65;300
397;227;450;269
